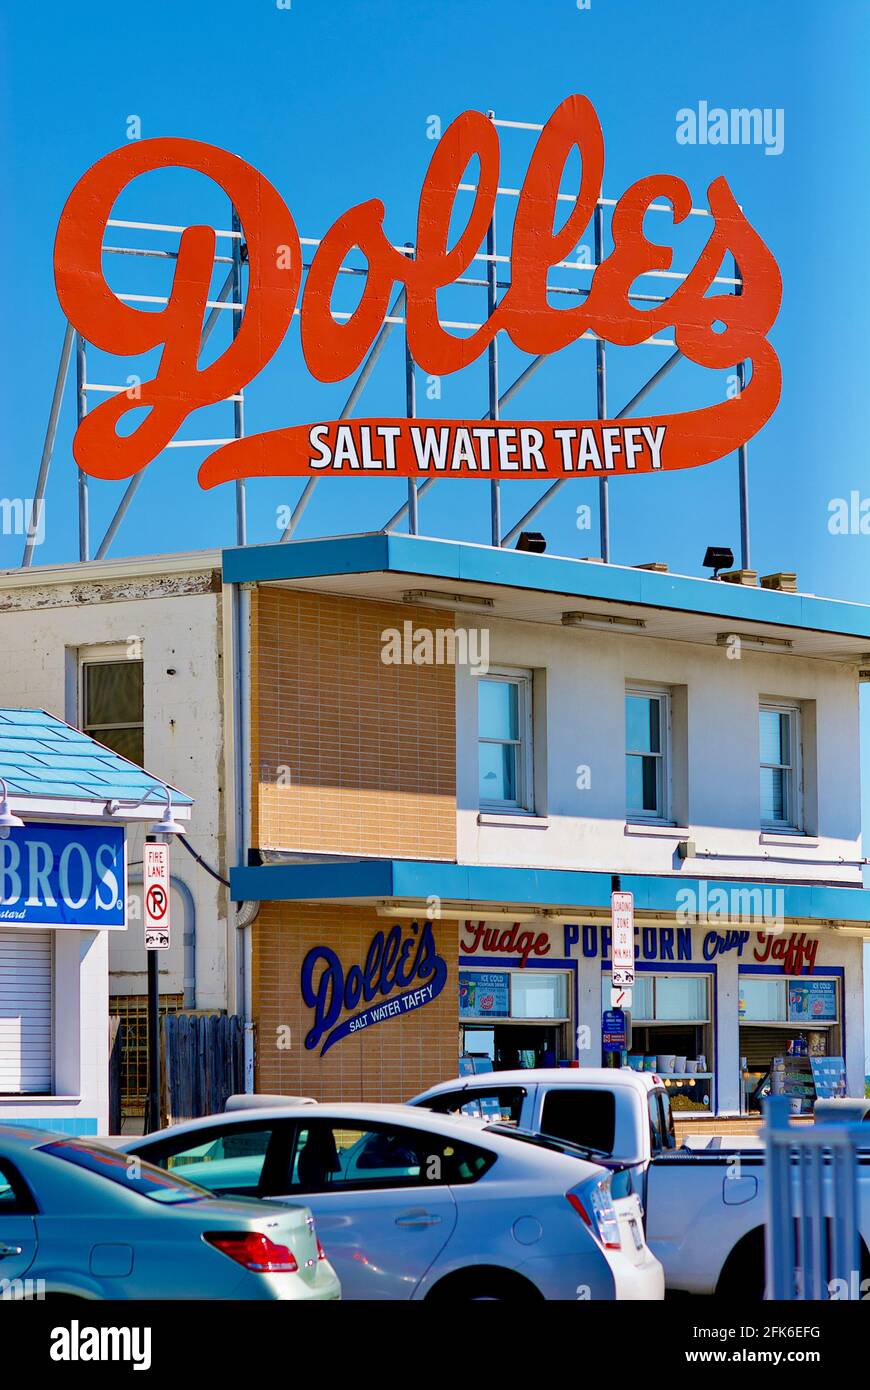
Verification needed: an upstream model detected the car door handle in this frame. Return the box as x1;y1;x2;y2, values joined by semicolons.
394;1211;442;1228
0;1244;22;1258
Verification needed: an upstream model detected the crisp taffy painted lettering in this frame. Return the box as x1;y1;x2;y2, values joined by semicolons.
53;95;782;489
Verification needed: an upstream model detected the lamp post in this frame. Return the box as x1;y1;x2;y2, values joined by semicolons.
106;784;185;1134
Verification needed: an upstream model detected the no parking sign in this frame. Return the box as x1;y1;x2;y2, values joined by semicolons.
143;841;170;951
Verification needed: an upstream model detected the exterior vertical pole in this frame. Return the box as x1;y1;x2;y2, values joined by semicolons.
75;333;90;562
486;112;501;548
144;834;160;1135
231;207;247;548
405;245;419;535
594;205;609;563
734;255;750;570
23;320;75;567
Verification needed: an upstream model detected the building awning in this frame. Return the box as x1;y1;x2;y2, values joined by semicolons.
230;858;870;934
0;708;193;824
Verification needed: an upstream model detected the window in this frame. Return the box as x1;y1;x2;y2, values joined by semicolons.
759;702;800;829
478;670;533;810
286;1121;494;1193
151;1126;277;1196
40;1140;210;1204
540;1088;616;1155
0;1160;36;1215
648;1092;665;1154
600;973;709;1024
421;1087;527;1125
625;687;669;820
602;972;713;1112
81;649;144;766
510;972;568;1020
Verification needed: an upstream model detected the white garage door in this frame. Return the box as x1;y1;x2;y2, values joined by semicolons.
0;930;53;1093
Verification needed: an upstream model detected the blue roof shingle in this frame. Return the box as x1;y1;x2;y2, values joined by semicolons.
0;709;193;806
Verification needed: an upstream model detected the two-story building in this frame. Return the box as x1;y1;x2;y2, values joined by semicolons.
225;533;870;1123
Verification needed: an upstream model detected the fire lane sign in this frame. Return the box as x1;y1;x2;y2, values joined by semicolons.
143;841;170;951
611;890;635;987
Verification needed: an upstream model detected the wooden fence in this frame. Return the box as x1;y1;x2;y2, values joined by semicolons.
160;1013;245;1125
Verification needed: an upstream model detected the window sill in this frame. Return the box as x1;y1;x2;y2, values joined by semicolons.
759;830;817;846
0;1095;82;1103
624;821;689;837
477;811;549;829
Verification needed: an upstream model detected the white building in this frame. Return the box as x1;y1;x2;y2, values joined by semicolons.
0;552;231;1126
0;707;192;1134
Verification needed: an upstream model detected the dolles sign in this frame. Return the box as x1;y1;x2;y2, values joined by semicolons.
53;95;782;492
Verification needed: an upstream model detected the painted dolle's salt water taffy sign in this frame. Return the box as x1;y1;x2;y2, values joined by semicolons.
54;95;782;489
301;921;448;1056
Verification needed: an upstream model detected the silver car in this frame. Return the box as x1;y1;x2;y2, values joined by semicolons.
0;1124;340;1300
120;1102;664;1300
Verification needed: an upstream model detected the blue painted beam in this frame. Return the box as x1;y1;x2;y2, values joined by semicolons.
222;533;870;639
230;858;870;925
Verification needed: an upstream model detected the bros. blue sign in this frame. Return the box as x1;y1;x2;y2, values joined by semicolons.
301;920;448;1056
0;822;126;929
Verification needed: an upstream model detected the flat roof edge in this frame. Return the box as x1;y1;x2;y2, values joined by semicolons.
221;535;870;641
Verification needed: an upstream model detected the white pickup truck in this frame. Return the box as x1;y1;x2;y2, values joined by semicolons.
410;1068;870;1297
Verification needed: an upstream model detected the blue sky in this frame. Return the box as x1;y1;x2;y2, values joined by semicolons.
2;1;870;1055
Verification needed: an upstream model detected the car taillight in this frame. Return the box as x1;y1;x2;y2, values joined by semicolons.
567;1176;622;1251
203;1231;299;1272
316;1237;327;1261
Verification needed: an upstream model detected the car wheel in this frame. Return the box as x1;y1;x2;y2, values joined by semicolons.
427;1268;543;1302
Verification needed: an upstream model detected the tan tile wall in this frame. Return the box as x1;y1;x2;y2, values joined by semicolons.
250;588;456;859
253;903;460;1102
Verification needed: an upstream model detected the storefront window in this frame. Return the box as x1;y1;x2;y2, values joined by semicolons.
511;972;567;1020
654;975;707;1021
739;974;842;1114
602;971;713;1113
460;967;571;1071
739;976;787;1022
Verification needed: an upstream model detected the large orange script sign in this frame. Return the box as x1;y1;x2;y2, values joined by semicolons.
54;95;782;489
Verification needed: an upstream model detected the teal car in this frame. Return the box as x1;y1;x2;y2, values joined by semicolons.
0;1124;340;1301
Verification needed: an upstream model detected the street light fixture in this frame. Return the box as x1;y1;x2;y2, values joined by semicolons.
0;778;24;829
104;782;185;836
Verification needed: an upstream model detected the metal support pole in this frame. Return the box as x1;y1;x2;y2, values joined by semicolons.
380;351;553;534
594;205;609;563
486;112;501;548
23;321;75;567
231;207;246;547
501;348;683;547
75;334;90;561
144;828;161;1135
734;255;750;570
404;251;419;536
280;284;407;542
145;949;160;1133
94;269;237;562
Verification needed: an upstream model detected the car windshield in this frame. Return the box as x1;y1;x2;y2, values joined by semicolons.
483;1123;611;1162
38;1139;213;1205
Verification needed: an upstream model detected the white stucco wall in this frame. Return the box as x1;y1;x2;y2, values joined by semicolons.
0;927;110;1132
455;616;863;885
0;558;229;1013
